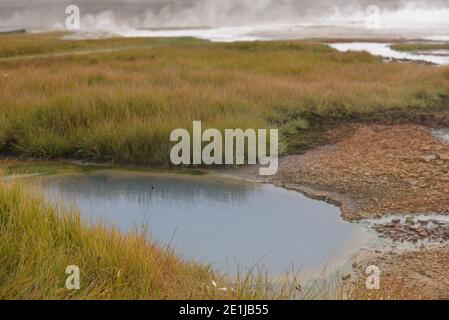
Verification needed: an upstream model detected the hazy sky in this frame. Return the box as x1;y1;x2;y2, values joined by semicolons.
1;0;448;29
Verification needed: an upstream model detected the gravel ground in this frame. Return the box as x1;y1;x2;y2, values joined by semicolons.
276;124;449;221
274;124;449;299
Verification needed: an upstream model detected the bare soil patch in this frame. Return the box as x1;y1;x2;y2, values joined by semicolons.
277;124;449;220
275;123;449;299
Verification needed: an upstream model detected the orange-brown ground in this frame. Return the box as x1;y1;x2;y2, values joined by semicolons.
275;124;449;299
277;124;449;221
351;246;449;300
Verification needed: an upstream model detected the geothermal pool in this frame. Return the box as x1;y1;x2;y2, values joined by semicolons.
36;170;371;276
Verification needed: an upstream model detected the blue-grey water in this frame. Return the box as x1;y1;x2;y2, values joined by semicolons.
37;171;370;275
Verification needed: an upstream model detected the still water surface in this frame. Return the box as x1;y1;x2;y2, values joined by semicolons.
38;171;371;275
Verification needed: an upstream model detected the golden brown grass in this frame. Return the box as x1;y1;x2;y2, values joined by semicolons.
0;178;210;299
0;32;207;59
1;33;448;164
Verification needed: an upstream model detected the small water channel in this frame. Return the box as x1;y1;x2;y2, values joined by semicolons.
35;170;373;276
329;42;449;65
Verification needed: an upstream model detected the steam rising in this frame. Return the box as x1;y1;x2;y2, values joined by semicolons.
1;1;449;40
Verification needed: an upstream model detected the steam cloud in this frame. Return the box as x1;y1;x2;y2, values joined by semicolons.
1;0;449;33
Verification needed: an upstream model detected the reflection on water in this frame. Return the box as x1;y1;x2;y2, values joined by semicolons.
42;173;253;208
38;171;370;275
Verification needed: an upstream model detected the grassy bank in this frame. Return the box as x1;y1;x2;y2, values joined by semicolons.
0;177;208;299
1;33;449;165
